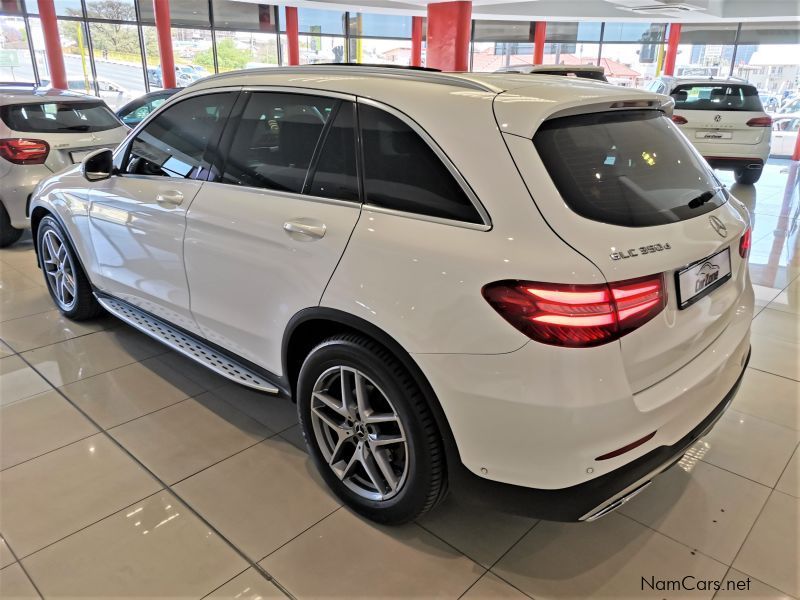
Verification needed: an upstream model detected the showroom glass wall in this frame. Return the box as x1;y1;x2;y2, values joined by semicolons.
1;2;798;97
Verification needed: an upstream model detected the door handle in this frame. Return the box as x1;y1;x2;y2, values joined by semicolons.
283;219;326;241
155;190;184;206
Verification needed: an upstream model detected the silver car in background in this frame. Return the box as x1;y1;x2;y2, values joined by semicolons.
0;87;128;246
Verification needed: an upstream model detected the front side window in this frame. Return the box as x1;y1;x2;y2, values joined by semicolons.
0;101;121;133
670;84;763;112
124;92;236;179
359;104;481;224
534;109;726;227
220;92;336;193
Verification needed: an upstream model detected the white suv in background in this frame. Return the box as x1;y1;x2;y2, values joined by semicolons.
29;67;753;524
668;79;772;184
0;87;128;246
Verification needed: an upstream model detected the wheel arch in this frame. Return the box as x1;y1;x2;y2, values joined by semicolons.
283;307;461;468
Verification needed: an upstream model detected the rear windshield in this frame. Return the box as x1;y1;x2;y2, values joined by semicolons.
533;109;726;227
0;101;122;133
670;83;763;112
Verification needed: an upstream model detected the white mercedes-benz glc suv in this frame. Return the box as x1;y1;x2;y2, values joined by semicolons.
29;66;754;525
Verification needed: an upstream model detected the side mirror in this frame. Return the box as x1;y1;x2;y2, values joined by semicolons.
81;148;114;182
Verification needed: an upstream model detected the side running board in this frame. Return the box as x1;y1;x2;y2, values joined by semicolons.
97;296;280;394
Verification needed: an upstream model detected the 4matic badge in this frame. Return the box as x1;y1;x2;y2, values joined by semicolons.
610;243;672;261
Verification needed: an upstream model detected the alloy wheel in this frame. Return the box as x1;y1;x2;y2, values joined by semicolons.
41;229;77;311
310;366;409;501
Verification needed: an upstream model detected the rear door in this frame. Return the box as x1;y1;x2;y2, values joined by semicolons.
670;83;768;148
501;105;750;392
88;90;238;333
183;90;362;375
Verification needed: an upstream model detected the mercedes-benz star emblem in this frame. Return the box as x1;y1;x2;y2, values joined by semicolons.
709;215;727;237
714;114;722;122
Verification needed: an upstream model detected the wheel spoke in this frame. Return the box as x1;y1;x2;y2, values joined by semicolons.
370;447;399;492
358;444;387;496
44;232;58;261
368;432;405;448
339;367;358;418
311;404;345;433
313;391;348;418
353;370;371;418
63;272;76;296
363;412;399;425
328;432;352;467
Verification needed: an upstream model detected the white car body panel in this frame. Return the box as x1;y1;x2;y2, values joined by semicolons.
28;69;754;505
87;175;204;333
184;182;362;374
771;114;800;157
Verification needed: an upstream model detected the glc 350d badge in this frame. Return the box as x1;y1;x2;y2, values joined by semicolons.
610;243;672;261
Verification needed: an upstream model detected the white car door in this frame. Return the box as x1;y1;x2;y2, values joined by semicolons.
89;90;238;333
183;91;361;375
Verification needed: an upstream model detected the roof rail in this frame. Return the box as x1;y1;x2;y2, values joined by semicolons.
190;65;498;92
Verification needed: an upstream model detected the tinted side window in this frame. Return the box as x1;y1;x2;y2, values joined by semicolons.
124;92;235;179
307;102;359;201
359;104;481;224
221;92;336;193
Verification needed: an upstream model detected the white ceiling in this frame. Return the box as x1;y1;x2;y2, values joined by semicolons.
246;0;800;22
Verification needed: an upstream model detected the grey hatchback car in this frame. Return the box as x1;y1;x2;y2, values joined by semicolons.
0;86;127;246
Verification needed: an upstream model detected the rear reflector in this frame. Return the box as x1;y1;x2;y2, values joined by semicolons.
0;138;50;165
746;116;772;127
739;226;752;258
670;115;687;125
595;431;657;461
482;274;666;348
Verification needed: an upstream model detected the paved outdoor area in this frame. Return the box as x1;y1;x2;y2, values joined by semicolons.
0;159;798;599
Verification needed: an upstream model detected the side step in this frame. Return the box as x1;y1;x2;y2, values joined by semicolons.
97;296;280;394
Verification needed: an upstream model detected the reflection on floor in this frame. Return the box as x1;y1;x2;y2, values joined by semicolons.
0;159;798;599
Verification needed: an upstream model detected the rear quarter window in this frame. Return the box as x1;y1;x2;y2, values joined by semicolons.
533;109;727;227
670;84;763;112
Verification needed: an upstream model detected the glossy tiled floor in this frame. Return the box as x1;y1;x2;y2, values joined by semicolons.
0;159;798;599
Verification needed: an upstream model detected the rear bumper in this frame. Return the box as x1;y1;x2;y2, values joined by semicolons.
448;348;750;521
705;156;765;172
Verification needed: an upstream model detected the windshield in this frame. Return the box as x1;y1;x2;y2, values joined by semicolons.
0;101;122;133
670;83;763;112
533;109;726;227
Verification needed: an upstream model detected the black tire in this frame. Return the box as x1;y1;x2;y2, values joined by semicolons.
36;215;103;321
0;203;23;248
734;167;762;185
297;334;447;524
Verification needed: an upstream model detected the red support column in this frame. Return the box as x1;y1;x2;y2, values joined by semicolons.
285;7;300;66
426;1;471;72
793;124;800;161
37;0;67;89
411;16;423;67
533;21;546;65
663;22;681;76
153;0;176;88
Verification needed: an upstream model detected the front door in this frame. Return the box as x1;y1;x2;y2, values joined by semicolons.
89;90;238;333
184;91;362;375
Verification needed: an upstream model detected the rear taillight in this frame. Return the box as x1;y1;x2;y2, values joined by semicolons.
671;115;688;125
739;227;752;258
482;275;666;348
0;138;50;165
746;116;772;127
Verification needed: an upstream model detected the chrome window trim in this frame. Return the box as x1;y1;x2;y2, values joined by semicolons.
363;205;491;232
356;96;493;230
200;179;363;210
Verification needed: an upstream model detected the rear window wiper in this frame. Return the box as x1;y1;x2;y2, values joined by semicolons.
62;125;91;131
687;187;722;209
